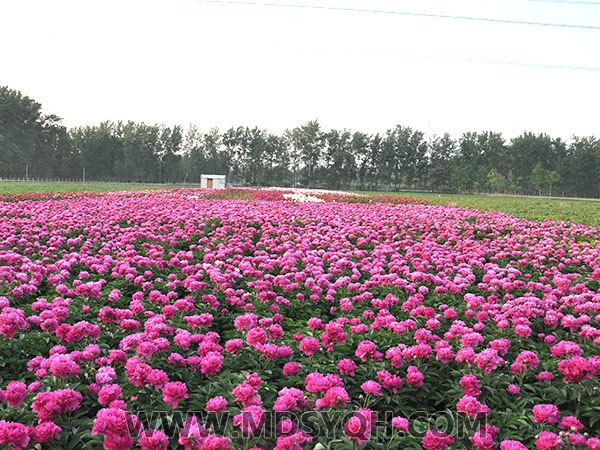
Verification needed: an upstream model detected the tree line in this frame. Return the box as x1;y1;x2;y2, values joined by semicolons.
1;85;599;197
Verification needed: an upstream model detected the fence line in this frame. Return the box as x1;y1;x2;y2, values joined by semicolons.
0;177;203;186
1;178;598;201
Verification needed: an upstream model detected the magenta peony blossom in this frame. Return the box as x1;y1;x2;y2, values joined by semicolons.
422;429;455;450
4;381;27;407
162;381;188;408
391;416;409;432
532;404;560;424
535;431;562;450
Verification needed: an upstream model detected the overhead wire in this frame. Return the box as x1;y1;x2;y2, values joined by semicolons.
194;0;600;72
390;53;600;72
529;0;600;5
194;0;600;31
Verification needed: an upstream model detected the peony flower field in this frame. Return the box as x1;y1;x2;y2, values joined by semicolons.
1;188;600;450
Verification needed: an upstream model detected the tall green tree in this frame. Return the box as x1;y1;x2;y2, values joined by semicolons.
71;121;123;181
531;162;548;196
351;131;371;190
428;133;456;191
262;133;291;186
0;85;66;178
509;132;564;194
223;126;271;185
157;125;183;183
382;126;427;190
560;137;600;197
289;120;325;187
324;129;355;189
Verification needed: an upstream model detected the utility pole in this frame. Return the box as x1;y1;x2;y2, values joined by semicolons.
25;164;29;181
83;167;86;183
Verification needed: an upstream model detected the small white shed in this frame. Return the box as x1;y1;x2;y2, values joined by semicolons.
200;174;226;189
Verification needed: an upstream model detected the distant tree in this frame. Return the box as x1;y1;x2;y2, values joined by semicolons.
451;166;472;192
71;121;123;181
509;132;564;193
158;125;183;183
222;126;271;185
428;133;456;191
202;128;228;176
0;85;67;178
547;170;560;197
455;132;481;191
288;120;325;187
381;125;427;190
487;168;507;193
478;131;507;173
531;162;548;196
5;85;600;197
560;136;599;197
118;122;162;182
183;125;204;182
263;133;291;186
351;131;370;190
324;129;355;189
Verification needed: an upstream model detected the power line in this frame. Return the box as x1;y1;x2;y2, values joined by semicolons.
397;52;600;72
310;45;600;72
529;0;600;5
195;0;600;31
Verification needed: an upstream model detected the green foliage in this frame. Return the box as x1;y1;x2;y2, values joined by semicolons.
0;182;184;195
3;85;600;197
0;85;69;178
356;190;600;227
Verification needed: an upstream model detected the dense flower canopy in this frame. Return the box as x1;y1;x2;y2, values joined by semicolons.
0;188;599;449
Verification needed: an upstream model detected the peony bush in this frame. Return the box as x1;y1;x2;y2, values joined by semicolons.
0;188;599;449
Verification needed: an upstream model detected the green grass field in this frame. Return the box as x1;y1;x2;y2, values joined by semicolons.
0;181;192;195
1;182;599;227
359;191;600;227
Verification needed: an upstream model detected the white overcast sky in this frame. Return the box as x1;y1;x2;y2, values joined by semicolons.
1;0;599;139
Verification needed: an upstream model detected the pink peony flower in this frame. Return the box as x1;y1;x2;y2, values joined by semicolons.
360;380;381;396
558;415;584;431
337;358;357;376
98;384;123;406
535;431;562;450
532;404;560;424
298;337;320;356
457;395;490;418
282;362;300;376
233;405;265;434
500;441;528;450
0;307;28;338
406;365;424;387
162;381;188;408
200;352;224;377
0;421;30;449
274;431;312;450
470;424;499;450
205;396;228;413
355;340;378;362
138;429;169;450
422;429;455;450
92;407;140;450
5;381;27;407
315;387;349;409
31;422;62;443
32;389;82;421
391;416;409;432
507;384;520;395
344;408;376;445
459;374;481;397
178;416;208;449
